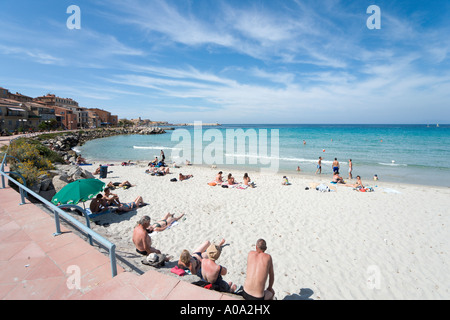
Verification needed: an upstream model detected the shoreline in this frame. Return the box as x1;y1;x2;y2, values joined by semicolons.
77;158;449;300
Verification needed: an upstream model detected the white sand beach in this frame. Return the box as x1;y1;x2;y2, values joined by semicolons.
84;161;449;300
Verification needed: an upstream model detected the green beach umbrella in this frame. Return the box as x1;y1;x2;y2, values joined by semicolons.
51;179;106;207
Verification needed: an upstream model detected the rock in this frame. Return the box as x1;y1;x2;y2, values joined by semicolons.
40;178;53;191
52;175;69;192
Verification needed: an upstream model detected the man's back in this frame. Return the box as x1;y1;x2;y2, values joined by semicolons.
244;250;273;299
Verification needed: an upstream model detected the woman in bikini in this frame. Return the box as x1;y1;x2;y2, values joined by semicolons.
178;239;225;276
147;213;185;232
116;196;145;212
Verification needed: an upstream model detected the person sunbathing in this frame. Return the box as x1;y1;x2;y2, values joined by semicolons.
227;173;236;185
107;180;133;189
178;239;226;276
332;172;345;184
346;176;364;189
215;171;224;183
200;243;237;293
76;155;87;164
89;194;109;214
116;196;146;213
147;213;185;233
179;173;193;181
103;187;121;206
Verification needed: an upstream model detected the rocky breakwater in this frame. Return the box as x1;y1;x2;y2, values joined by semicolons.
32;127;166;201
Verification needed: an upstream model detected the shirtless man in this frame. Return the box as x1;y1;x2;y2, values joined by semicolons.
89;194;109;214
103;187;121;206
132;215;162;256
200;243;237;293
315;157;322;175
243;239;275;300
332;158;340;174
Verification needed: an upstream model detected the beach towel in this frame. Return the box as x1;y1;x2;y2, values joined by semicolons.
84;208;113;220
316;184;330;192
150;221;180;237
171;266;186;276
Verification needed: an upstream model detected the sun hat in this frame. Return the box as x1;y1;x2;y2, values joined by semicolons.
206;244;221;261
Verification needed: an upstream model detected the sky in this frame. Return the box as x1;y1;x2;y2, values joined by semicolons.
0;0;449;124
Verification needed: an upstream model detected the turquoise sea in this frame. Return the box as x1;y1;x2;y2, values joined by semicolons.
77;124;450;187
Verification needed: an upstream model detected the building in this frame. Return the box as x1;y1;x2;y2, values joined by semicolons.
89;108;118;127
0;99;29;133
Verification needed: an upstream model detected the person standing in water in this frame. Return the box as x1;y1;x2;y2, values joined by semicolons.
315;157;322;175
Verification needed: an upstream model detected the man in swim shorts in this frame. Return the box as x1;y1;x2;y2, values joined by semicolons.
315;157;322;175
332;158;340;174
243;239;275;300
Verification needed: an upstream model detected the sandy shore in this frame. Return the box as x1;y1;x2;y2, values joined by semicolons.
81;160;449;300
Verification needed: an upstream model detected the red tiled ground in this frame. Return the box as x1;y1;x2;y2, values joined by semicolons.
0;185;239;300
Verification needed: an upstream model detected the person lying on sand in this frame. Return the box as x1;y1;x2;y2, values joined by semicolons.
147;213;185;233
107;180;133;189
132;215;169;260
179;173;193;181
178;239;226;276
146;167;170;175
200;243;237;293
116;196;146;213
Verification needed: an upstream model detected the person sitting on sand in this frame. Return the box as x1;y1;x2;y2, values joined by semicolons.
243;173;255;188
227;173;236;185
148;157;159;167
116;196;145;213
107;180;133;189
103;187;121;206
200;243;237;293
147;213;185;233
282;176;291;185
179;173;193;181
332;172;345;184
346;175;364;189
215;171;224;183
93;164;101;175
132;215;165;256
243;239;275;300
76;155;87;165
178;239;226;276
89;194;109;214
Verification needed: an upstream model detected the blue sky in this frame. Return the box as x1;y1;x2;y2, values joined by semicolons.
0;0;449;124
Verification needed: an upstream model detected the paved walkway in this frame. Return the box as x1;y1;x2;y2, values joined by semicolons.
1;133;239;300
0;186;239;300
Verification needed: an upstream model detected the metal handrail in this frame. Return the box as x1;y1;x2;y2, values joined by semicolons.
0;169;118;278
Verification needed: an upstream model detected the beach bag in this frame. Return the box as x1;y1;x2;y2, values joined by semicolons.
142;253;166;268
170;178;177;182
208;182;217;186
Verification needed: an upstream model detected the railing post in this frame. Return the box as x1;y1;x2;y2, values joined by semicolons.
110;244;118;277
19;186;26;205
52;209;62;236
